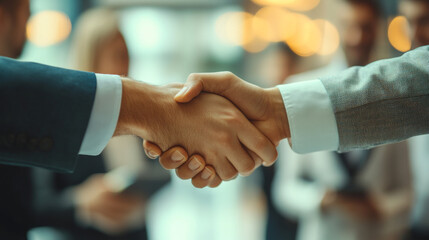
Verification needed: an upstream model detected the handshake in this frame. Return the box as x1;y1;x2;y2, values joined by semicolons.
114;72;291;188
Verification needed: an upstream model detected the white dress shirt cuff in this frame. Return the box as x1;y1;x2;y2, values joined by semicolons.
277;79;339;154
79;74;122;156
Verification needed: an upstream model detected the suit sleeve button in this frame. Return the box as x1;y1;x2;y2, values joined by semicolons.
5;134;16;148
39;137;53;152
27;138;38;151
16;134;27;149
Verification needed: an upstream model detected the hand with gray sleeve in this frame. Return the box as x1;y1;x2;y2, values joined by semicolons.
319;45;429;152
147;46;429;183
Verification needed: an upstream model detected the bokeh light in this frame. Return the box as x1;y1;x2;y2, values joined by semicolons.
252;0;297;6
215;12;255;46
388;16;411;52
285;14;322;57
254;7;297;42
252;0;320;12
314;19;340;56
243;15;271;53
27;11;72;47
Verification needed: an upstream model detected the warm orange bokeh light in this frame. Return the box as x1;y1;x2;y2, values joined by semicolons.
243;15;270;53
287;0;320;11
254;7;297;42
252;0;297;6
252;0;320;12
215;12;255;46
314;19;340;56
27;11;72;47
286;14;322;57
388;16;411;52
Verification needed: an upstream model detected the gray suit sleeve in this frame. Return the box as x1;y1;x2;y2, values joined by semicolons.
320;46;429;152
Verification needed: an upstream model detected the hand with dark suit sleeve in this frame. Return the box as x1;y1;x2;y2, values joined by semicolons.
0;57;277;182
0;57;97;172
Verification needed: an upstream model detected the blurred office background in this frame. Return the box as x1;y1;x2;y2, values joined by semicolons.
21;0;421;240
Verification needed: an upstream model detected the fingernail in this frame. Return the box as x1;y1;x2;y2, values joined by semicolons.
171;151;185;162
175;86;189;98
148;151;159;158
262;161;270;167
201;168;213;180
188;157;201;171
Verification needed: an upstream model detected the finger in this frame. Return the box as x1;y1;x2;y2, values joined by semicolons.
225;140;256;176
240;149;262;177
175;72;235;103
143;140;162;159
212;157;238;181
247;149;263;169
191;166;217;188
91;196;137;220
237;120;278;167
208;174;222;188
175;155;205;180
158;147;188;170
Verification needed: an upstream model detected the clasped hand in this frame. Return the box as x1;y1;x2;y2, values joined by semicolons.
115;72;290;188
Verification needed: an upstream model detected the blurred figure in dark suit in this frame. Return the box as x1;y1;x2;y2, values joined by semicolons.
0;0;36;239
31;8;168;240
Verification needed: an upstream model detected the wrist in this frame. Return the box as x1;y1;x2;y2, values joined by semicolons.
114;77;154;138
266;87;290;140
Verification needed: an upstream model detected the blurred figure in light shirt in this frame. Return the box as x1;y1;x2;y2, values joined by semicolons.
399;0;429;239
272;0;413;240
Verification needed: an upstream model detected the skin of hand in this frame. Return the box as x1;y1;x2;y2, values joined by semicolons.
320;190;338;213
334;193;380;221
143;142;222;188
321;190;380;221
74;174;145;234
143;72;290;185
114;78;277;181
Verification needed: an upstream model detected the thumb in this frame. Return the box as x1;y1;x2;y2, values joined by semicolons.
175;72;235;103
174;79;203;103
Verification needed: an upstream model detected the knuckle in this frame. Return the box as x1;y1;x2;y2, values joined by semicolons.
210;179;222;188
218;132;234;144
226;114;242;125
187;73;201;82
241;160;256;174
175;168;190;180
192;179;206;189
254;136;269;150
222;71;234;78
158;158;170;170
222;170;238;181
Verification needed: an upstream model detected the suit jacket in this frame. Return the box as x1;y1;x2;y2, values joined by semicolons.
273;141;413;240
0;57;96;172
320;46;429;152
0;165;34;239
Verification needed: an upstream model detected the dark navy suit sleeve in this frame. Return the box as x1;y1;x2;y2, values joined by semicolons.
0;57;97;172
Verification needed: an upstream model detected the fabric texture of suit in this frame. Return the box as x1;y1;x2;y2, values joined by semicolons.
321;46;429;152
0;57;96;172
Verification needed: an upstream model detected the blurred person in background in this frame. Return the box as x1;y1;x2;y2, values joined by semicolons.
0;0;38;239
399;0;429;239
271;0;413;239
258;43;300;240
287;0;381;85
32;8;168;240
